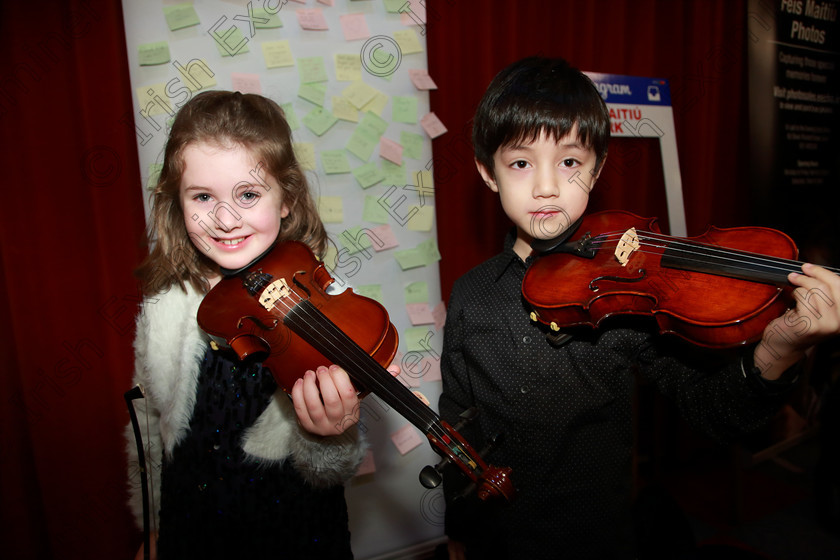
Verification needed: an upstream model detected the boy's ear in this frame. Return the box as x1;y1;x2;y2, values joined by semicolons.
592;153;608;183
475;158;498;192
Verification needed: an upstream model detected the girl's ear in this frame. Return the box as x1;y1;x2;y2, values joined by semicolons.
475;158;498;192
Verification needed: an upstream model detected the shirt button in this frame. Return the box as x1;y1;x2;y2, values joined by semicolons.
520;386;529;394
522;336;532;344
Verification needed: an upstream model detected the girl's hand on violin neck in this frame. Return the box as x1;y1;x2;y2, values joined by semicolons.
756;263;840;379
292;364;400;436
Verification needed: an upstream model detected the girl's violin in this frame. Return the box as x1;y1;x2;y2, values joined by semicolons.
523;210;840;348
197;240;515;502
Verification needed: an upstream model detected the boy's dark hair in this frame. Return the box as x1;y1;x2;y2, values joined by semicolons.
472;56;610;178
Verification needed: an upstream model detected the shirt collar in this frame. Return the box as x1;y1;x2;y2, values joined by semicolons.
492;227;532;282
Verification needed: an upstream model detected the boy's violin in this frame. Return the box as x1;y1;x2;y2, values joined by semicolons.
197;240;515;502
523;210;840;348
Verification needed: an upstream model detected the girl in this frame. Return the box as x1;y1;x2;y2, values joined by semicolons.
128;91;382;559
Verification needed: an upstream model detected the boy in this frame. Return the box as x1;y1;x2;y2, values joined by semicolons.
439;56;840;559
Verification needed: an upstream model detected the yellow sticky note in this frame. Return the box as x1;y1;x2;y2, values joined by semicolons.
262;40;295;68
342;81;378;109
335;54;362;82
137;84;174;117
293;142;316;171
413;170;434;198
318;196;344;223
332;96;359;122
174;59;217;92
360;91;389;116
393;29;423;54
406;205;435;231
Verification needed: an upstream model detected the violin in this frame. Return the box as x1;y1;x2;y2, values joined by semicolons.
523;210;840;348
197;240;515;502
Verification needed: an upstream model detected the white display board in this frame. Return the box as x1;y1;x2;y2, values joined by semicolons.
120;1;447;557
585;72;687;236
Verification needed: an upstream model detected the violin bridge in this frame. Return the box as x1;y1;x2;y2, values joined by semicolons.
259;278;291;311
614;227;640;267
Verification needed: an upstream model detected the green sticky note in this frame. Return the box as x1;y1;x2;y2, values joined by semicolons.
380;160;406;187
392;96;418;124
394;247;426;270
163;4;200;31
138;41;170;66
404;327;435;352
383;0;404;13
213;26;250;57
400;131;424;159
280;103;300;130
298;82;327;106
321;150;351;174
404;281;428;304
360;111;389;136
363;195;390;223
339;226;373;255
146;163;163;190
302;107;338;136
298;56;328;84
346;128;378;161
355;284;384;305
417;237;441;264
352;162;385;188
253;8;282;28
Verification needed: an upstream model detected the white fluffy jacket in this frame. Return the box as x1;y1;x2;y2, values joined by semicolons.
125;283;366;530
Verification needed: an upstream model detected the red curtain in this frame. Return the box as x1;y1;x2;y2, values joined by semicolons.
428;0;751;300
0;1;146;558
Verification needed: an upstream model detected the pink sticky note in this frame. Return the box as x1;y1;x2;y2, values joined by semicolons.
422;356;441;382
379;137;403;165
432;301;447;330
400;0;426;26
406;302;435;325
420;112;447;138
400;371;422;388
371;224;399;251
340;13;370;41
317;0;335;5
390;424;424;455
296;8;329;30
355;449;376;476
231;72;262;95
408;69;437;90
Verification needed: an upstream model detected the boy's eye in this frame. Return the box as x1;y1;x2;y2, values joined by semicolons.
511;160;530;169
561;158;579;168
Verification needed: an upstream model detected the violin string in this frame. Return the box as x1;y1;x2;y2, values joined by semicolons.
265;288;454;444
591;230;837;276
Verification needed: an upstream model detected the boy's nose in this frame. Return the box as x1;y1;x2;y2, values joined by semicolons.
533;168;559;197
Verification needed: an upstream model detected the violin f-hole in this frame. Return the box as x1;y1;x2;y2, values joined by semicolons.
589;269;646;292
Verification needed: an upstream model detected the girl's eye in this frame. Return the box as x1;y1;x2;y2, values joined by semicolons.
239;190;260;205
194;193;212;202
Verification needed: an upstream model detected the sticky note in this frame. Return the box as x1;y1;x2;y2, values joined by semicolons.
213;26;250;57
321;150;351;174
423;356;442;382
392;96;418;124
394;247;426;270
302;107;338;136
138;41;170;66
231;72;262;94
137;84;173;117
332;96;359;122
280;103;300;130
253;8;283;28
400;131;424;159
293;142;316;171
354;284;384;305
352;162;384;189
400;0;427;27
417;237;441;264
379;137;403;165
393;29;423;54
298;56;328;83
296;8;329;30
383;0;404;13
175;59;217;91
403;327;435;352
298;82;327;106
370;224;399;250
406;303;436;325
390;423;423;455
335;54;362;82
404;281;428;304
342;81;378;109
360;111;389;136
262;40;295;68
406;205;435;232
420;112;447;138
339;226;373;255
380;160;406;187
363;195;390;224
360;91;389;116
146;163;162;190
414;170;434;197
340;13;370;41
318;196;344;223
408;68;437;90
163;4;200;31
432;301;447;331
